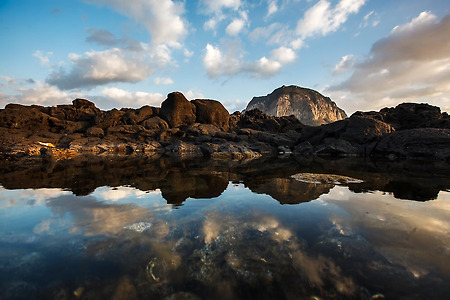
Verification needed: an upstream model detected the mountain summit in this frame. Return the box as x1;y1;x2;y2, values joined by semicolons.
245;85;347;126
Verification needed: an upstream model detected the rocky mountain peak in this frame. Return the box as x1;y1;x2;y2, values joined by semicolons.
245;85;347;126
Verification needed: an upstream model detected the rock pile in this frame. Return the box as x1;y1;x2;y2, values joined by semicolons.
1;90;449;161
0;92;304;160
295;103;450;160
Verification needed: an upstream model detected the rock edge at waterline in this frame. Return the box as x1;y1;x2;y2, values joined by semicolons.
1;91;449;161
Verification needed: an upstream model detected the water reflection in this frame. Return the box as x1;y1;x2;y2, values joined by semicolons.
1;157;450;299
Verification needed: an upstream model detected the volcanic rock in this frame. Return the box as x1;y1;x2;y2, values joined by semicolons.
191;99;230;131
373;128;450;159
246;85;347;126
160;92;196;128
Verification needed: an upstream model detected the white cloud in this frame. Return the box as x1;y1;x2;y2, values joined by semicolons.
271;46;296;64
201;0;243;34
85;0;187;48
154;77;174;85
184;89;205;100
47;48;154;90
249;23;282;42
333;54;355;74
360;10;379;28
250;46;296;77
203;43;243;77
33;50;53;67
296;0;365;40
266;0;278;18
0;79;72;107
184;48;194;58
201;0;241;14
101;87;165;107
203;44;295;78
327;12;450;114
226;18;246;36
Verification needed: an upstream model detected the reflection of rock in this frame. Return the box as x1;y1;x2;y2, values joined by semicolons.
245;177;334;204
161;173;228;205
1;156;450;203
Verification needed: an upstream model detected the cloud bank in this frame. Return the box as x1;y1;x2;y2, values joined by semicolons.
328;12;450;113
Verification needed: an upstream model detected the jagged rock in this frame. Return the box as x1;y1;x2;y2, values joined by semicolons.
297;113;394;156
186;123;222;137
48;99;100;124
353;103;450;130
373;128;450;160
95;109;125;129
191;99;230;131
342;115;394;144
246;85;347;126
121;105;156;125
0;104;52;133
86;127;104;138
106;125;144;136
141;116;169;131
160;92;196;128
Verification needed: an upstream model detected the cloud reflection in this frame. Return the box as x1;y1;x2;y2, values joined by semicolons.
320;186;450;279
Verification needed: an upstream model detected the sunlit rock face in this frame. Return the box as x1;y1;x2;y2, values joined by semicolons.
246;85;347;126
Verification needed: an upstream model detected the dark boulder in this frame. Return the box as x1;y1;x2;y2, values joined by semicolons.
141;116;169;131
47;99;100;125
159;92;196;128
354;103;450;130
191;99;230;131
95;109;125;129
0;104;51;133
373;128;450;160
342;115;394;144
121;105;156;125
296;114;394;156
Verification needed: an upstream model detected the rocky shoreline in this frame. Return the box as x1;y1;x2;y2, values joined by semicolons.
1;91;450;162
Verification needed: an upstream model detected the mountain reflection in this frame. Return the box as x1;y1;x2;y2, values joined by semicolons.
1;156;450;203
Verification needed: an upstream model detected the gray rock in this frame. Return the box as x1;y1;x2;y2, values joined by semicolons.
246;85;347;126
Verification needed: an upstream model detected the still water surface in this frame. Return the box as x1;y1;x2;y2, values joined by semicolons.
0;157;450;299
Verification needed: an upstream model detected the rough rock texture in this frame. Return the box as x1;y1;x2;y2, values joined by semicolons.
192;99;230;131
373;128;450;159
246;85;347;126
160;92;196;128
1;91;449;161
295;102;450;159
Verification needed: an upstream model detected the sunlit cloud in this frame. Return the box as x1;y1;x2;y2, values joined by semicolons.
46;48;153;90
203;43;295;78
101;87;165;107
0;78;73;107
84;0;187;48
296;0;366;40
328;12;450;113
154;77;174;85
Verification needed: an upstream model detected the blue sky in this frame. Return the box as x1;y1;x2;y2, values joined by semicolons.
1;0;449;115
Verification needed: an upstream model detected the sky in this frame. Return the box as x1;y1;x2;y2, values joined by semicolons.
1;0;449;115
